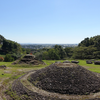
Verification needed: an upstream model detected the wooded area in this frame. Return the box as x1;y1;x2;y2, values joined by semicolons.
0;35;100;61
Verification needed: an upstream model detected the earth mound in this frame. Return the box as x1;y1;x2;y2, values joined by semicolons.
28;63;100;95
12;54;45;65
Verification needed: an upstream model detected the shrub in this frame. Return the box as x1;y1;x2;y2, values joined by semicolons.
4;54;14;62
0;57;4;61
11;53;22;60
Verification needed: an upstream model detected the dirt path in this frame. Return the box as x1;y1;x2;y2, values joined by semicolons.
21;71;100;100
0;96;3;100
0;77;9;100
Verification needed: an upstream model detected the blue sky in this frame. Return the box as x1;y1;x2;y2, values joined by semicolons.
0;0;100;44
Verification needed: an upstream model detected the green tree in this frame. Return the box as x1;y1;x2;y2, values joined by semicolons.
54;45;66;59
2;39;22;54
4;54;14;62
65;47;73;58
48;48;60;60
42;51;49;60
72;46;97;59
78;38;90;47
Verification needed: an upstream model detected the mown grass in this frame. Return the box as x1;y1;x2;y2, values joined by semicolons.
43;60;65;65
44;60;100;73
0;60;100;81
78;60;100;73
0;60;100;73
0;62;12;66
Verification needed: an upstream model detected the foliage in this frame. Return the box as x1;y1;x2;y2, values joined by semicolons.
64;47;73;58
2;39;22;54
35;51;44;61
48;48;60;60
11;53;22;60
72;46;96;59
54;45;66;59
4;54;14;62
78;35;100;49
0;35;5;46
42;51;49;60
41;45;66;60
73;35;100;59
0;57;4;61
1;34;100;60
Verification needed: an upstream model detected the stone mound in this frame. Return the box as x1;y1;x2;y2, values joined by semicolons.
71;60;79;64
28;63;100;95
12;54;45;65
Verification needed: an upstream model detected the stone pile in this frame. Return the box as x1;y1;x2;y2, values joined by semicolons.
29;62;100;95
12;54;45;65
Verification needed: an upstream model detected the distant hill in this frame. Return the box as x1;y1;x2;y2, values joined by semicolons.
0;34;22;54
78;35;100;48
72;35;100;59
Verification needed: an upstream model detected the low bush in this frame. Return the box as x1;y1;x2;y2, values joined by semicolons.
0;57;4;61
4;54;14;62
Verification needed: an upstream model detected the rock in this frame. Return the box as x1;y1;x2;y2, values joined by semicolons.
86;60;93;64
0;65;6;69
63;60;70;63
71;61;79;64
94;61;100;65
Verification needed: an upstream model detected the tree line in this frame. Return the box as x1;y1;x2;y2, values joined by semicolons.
34;35;100;60
1;35;100;61
0;35;23;61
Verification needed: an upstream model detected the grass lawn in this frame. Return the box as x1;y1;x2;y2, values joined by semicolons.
0;60;100;83
0;62;12;66
44;60;100;73
78;60;100;73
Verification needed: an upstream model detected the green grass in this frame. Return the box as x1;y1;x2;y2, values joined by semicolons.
0;62;12;66
1;60;100;72
0;73;12;78
77;60;100;73
43;60;100;73
43;60;65;65
0;60;100;80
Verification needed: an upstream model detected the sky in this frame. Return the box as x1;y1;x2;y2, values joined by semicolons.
0;0;100;44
